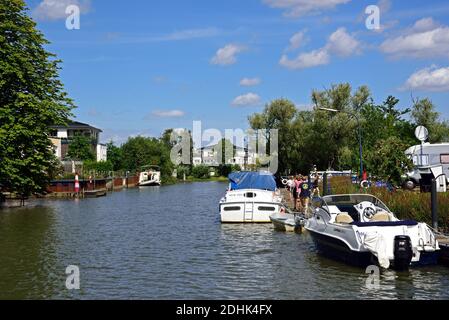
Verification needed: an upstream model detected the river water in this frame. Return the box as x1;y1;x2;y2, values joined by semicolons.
0;182;448;300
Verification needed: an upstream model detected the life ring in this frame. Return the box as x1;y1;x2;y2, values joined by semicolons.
282;178;288;186
360;180;370;189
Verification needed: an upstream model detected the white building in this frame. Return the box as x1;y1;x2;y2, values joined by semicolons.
193;145;256;169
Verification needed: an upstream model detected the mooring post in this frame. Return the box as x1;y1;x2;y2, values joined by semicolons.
323;173;328;196
431;178;438;230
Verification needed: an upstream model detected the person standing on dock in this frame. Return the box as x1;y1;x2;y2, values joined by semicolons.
293;175;301;210
299;176;311;215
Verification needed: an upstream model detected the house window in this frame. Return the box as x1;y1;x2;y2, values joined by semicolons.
441;154;449;164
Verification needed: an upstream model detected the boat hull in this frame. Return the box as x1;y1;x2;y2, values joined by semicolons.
308;229;439;269
138;180;161;186
220;202;282;223
270;214;300;232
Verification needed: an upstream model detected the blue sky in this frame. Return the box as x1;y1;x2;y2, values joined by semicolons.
26;0;449;144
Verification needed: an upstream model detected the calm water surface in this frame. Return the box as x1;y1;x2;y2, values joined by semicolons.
1;182;448;299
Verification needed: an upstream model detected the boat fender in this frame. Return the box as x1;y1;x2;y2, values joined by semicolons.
360;180;370;189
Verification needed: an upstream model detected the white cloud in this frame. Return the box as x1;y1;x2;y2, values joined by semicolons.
231;93;262;107
33;0;91;21
263;0;351;17
240;78;261;87
151;110;185;118
380;18;449;59
326;27;361;57
280;27;360;69
280;48;330;69
211;44;246;66
402;66;449;92
287;30;308;51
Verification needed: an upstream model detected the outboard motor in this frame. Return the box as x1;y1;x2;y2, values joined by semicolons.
393;236;413;271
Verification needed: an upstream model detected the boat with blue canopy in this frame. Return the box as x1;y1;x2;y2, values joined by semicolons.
219;171;283;223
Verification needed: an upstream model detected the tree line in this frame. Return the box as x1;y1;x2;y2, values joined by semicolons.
248;84;449;185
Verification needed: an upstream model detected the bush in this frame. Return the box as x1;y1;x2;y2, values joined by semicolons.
84;161;113;174
192;165;210;179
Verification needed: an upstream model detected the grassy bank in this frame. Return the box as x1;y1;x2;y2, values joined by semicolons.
178;176;228;183
328;177;449;232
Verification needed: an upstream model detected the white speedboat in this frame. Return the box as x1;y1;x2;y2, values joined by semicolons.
219;171;283;223
305;194;440;270
138;166;161;186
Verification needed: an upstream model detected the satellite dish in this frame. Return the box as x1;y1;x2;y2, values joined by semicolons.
415;126;429;142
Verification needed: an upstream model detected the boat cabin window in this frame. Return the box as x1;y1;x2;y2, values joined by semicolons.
258;206;276;212
223;206;241;211
245;192;256;198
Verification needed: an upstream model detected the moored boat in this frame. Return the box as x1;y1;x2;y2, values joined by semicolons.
305;194;440;270
138;165;161;186
219;171;283;223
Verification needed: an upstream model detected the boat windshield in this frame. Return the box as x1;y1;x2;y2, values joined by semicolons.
322;194;391;212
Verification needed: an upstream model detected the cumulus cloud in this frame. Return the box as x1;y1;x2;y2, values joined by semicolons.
151;110;185;118
211;44;246;66
33;0;91;21
280;28;360;69
326;27;361;57
280;48;330;69
380;18;449;59
231;93;262;107
287;30;308;51
402;66;449;92
263;0;351;17
240;78;261;87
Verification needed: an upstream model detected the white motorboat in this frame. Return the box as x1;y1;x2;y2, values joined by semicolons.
219;171;283;223
305;194;440;270
138;165;161;186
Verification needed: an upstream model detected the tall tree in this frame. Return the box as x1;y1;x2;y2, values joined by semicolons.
106;141;123;171
67;135;95;161
411;98;449;143
0;0;74;198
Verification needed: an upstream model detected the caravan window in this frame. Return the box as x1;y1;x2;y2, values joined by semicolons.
414;154;429;166
441;154;449;164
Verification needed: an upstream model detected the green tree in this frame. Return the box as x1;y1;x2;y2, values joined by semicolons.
248;99;297;175
192;165;210;179
121;136;174;181
411;98;449;143
368;136;413;186
67;135;95;161
106;141;123;171
0;0;74;198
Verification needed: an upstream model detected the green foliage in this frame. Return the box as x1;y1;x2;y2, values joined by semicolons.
217;164;241;177
120;136;174;181
106;141;123;171
0;0;74;197
367;136;413;185
84;160;113;173
411;98;449;143
191;165;210;179
67;135;95;161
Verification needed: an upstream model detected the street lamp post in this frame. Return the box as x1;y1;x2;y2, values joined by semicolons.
319;108;364;179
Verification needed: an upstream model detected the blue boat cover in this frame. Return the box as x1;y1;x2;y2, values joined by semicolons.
228;172;276;191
